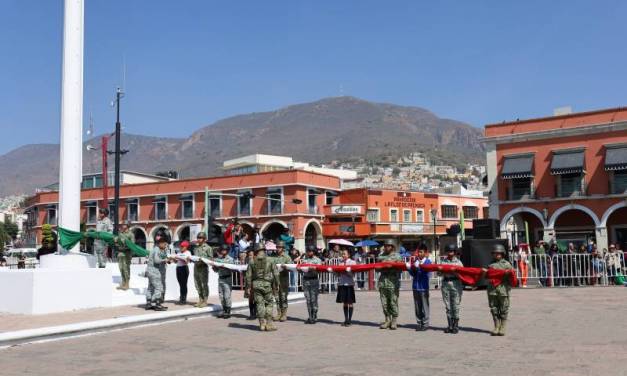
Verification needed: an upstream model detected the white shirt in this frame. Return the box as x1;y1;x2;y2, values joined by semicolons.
337;259;357;286
175;250;191;267
239;239;250;252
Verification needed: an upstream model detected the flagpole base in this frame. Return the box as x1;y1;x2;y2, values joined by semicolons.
40;253;96;269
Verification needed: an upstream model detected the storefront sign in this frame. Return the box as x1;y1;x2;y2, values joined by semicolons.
401;224;423;233
331;205;362;214
383;196;426;209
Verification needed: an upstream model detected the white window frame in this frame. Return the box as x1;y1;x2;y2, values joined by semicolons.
403;209;412;223
416;209;424;223
86;204;98;224
390;208;399;223
46;206;57;226
238;189;253;216
266;187;283;215
181;198;195;220
208;193;222;218
366;208;380;222
307;188;319;214
154;196;168;221
127;198;140;222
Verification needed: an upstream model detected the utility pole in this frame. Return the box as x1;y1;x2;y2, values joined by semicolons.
112;88;127;235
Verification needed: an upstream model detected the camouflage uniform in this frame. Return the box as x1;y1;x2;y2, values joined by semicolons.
194;243;213;307
440;256;464;330
146;247;168;308
213;254;234;317
377;252;403;329
271;253;293;321
245;250;280;331
94;216;113;268
487;258;513;336
300;254;322;323
115;228;135;290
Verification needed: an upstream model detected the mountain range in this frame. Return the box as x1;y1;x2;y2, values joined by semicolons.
0;96;484;197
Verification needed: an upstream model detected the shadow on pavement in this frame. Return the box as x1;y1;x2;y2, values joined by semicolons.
228;323;261;331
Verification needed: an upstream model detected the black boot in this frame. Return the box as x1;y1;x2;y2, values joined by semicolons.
348;307;353;326
305;306;313;324
444;318;452;333
154;301;168;311
145;302;154;310
312;310;318;324
451;319;459;334
342;306;349;326
224;308;231;319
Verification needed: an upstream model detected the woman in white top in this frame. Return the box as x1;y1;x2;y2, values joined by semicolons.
335;249;357;326
175;241;192;304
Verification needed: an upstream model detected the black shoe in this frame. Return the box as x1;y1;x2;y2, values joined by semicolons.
224;309;231;319
154;304;168;311
247;315;255;320
145;304;154;311
217;312;225;318
416;323;422;331
451;319;459;334
444;318;452;334
305;318;312;324
421;324;429;331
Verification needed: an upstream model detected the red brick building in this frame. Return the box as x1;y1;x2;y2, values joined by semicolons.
484;107;627;251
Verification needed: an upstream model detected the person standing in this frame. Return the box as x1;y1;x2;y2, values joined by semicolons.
193;232;213;308
299;245;322;324
376;240;403;330
94;208;113;268
518;244;529;288
533;241;547;287
115;222;135;290
213;244;234;319
335;249;356;326
408;247;432;331
146;236;169;311
244;249;257;320
245;244;280;331
271;241;292;322
174;241;192;305
483;244;513;336
438;244;464;334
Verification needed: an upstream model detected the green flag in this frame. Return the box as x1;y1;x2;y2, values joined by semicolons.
58;227;149;257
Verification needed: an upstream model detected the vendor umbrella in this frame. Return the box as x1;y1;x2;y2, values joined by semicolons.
328;239;354;247
355;239;379;247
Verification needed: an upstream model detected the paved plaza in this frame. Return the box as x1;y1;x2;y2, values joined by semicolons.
1;287;626;376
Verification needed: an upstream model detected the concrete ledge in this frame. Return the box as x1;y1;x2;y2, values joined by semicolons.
0;293;304;347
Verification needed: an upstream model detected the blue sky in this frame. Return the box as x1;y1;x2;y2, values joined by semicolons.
2;0;627;154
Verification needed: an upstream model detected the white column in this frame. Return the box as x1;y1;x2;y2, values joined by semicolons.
485;141;500;219
595;227;608;252
58;0;84;253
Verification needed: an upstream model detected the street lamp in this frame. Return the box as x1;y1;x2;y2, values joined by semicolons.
430;207;438;253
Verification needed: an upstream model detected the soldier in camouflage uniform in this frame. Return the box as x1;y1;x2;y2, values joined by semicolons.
438;244;464;334
115;222;135;290
271;241;292;322
146;236;169;311
299;245;322;324
484;244;513;336
376;240;403;330
245;244;280;331
193;232;213;308
213;244;234;319
94;208;113;268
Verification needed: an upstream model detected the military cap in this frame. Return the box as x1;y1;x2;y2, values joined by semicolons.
492;244;507;254
196;232;207;239
444;244;458;252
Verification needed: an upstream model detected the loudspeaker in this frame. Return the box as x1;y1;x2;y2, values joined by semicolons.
461;239;509;287
473;219;500;239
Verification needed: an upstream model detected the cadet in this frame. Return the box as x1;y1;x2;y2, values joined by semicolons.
271;241;292;322
376;240;403;330
193;232;213;308
115;221;135;290
146;236;169;311
213;244;234;319
245;244;280;331
484;244;513;336
94;208;113;268
438;244;464;334
299;245;322;324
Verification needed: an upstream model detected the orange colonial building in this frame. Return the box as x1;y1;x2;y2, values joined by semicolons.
483;107;627;251
322;188;488;251
23;169;340;251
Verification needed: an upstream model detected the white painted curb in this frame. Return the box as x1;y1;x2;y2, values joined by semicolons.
0;293;304;347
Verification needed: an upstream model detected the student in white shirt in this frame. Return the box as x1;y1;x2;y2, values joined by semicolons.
335;249;357;326
175;241;192;305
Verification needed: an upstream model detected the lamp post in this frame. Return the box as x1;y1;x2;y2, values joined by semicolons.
430;207;438;253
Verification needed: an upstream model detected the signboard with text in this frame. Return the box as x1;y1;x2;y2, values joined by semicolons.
330;205;362;215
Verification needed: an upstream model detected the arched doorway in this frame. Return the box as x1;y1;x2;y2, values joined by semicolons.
239;222;255;241
262;221;287;242
605;205;627;250
177;225;191;242
304;220;322;248
131;227;147;250
551;208;599;250
500;207;547;247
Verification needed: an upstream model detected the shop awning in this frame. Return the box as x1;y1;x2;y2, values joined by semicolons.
551;150;585;175
501;154;534;179
605;146;627;171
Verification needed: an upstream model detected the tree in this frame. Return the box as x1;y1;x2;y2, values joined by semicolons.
392;167;401;177
42;224;55;245
0;223;8;251
3;220;18;240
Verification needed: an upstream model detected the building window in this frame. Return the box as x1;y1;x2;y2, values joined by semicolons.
46;206;57;226
510;178;532;200
154;196;167;220
180;194;194;219
308;189;319;214
390;209;399;222
209;195;221;218
612;171;627;194
441;205;458;219
558;173;583;197
403;209;411;222
462;206;479;219
325;191;334;205
86;204;98;224
266;188;282;214
367;209;380;222
416;209;424;223
127;199;139;222
238;191;252;216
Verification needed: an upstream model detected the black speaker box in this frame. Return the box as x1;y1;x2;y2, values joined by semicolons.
461;239;509;287
472;219;500;239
